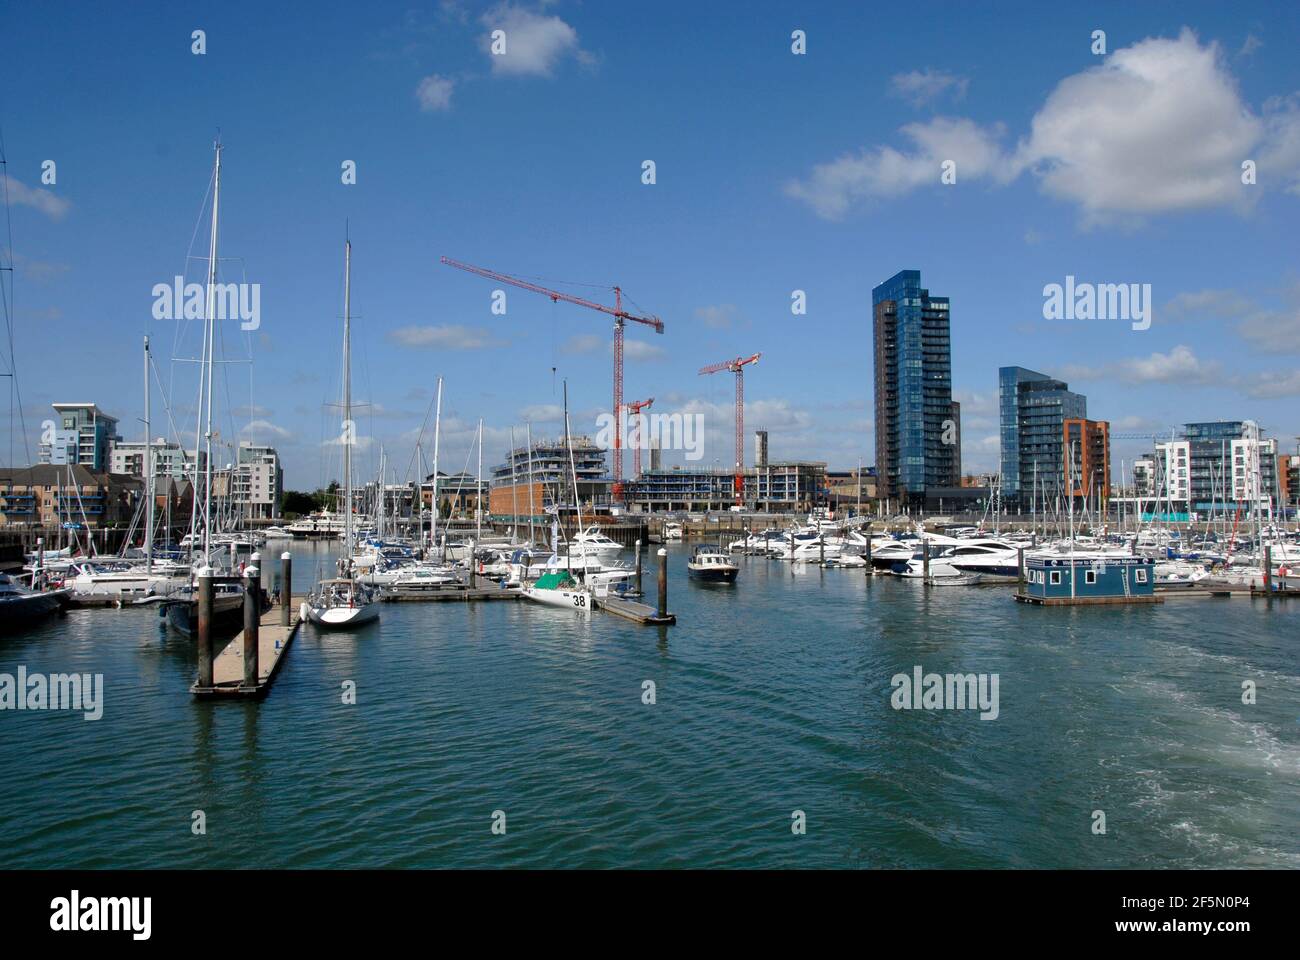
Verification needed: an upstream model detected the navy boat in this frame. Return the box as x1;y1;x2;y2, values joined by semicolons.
0;573;71;633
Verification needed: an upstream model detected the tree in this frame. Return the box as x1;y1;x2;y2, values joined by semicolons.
440;498;452;520
282;490;318;517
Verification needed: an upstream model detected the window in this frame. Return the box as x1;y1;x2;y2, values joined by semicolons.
1135;568;1148;584
1049;570;1062;585
1085;570;1097;584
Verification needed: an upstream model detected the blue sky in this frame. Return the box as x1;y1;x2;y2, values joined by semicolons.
3;0;1299;488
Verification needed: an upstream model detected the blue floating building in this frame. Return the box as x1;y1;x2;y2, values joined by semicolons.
1017;553;1160;606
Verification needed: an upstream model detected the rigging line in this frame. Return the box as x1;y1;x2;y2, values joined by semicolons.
169;160;218;434
0;127;32;464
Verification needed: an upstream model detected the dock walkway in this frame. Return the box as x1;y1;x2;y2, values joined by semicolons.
192;598;301;699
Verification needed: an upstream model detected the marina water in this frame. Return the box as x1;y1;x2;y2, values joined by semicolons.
1;543;1296;868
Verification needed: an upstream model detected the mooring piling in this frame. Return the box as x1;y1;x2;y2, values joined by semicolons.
197;566;214;690
280;552;292;627
242;563;260;691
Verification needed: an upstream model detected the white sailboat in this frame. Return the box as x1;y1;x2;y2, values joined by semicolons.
303;235;380;629
523;382;594;612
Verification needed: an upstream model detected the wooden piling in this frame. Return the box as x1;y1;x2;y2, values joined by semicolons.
657;547;668;619
280;552;292;627
197;567;214;690
634;538;643;595
1018;547;1025;586
922;540;930;581
242;564;260;691
469;538;477;588
1264;545;1273;597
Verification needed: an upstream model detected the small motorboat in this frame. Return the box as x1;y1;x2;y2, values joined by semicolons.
687;545;739;583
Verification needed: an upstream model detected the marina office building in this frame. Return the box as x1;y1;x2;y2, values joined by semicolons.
872;270;960;507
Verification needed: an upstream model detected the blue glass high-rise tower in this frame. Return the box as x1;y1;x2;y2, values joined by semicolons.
872;270;957;503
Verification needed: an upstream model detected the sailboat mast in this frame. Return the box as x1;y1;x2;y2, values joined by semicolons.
201;142;221;562
343;237;353;559
144;336;154;573
477;418;483;542
526;422;536;546
562;381;587;572
431;376;442;550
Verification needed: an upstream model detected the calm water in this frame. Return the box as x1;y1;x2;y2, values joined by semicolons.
1;542;1296;869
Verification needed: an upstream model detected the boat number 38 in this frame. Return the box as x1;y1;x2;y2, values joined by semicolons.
571;593;587;608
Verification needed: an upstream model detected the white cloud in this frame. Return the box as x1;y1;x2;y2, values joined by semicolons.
415;74;455;111
622;339;666;362
388;324;500;349
562;333;602;354
6;178;70;220
481;4;582;77
694;304;739;329
241;419;292;440
889;68;969;107
1246;369;1300;398
787;30;1300;222
1065;344;1221;385
1015;29;1267;222
518;403;563;422
784;117;1010;219
1164;283;1300;352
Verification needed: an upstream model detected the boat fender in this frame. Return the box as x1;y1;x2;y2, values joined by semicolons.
299;601;310;621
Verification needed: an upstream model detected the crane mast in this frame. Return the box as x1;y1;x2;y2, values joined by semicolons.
699;353;761;506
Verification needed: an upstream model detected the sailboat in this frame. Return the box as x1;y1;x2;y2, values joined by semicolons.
303;235;380;629
523;382;595;612
160;141;265;636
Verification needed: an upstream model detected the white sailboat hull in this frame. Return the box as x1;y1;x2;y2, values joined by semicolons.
305;601;381;628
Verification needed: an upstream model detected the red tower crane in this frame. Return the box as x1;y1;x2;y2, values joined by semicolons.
623;397;654;479
440;256;664;497
699;353;760;503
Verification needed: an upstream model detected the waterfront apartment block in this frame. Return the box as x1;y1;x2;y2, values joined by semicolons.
488;435;613;516
232;442;284;519
622;461;828;513
37;402;121;472
999;367;1087;504
109;437;204;480
1150;421;1280;515
872;270;958;505
1064;418;1111;500
0;464;142;530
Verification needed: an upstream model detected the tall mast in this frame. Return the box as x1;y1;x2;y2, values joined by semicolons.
476;418;484;542
343;236;353;559
563;380;587;572
509;426;518;543
144;336;154;573
200;141;221;562
526;422;535;546
431;376;443;549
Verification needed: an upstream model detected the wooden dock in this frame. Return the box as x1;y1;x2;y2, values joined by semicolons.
191;598;301;699
596;596;676;625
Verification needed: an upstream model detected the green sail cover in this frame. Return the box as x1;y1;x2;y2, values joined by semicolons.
533;571;577;590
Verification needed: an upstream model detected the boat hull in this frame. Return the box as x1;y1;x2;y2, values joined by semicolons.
0;590;70;632
688;565;738;583
523;587;593;611
305;602;380;629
